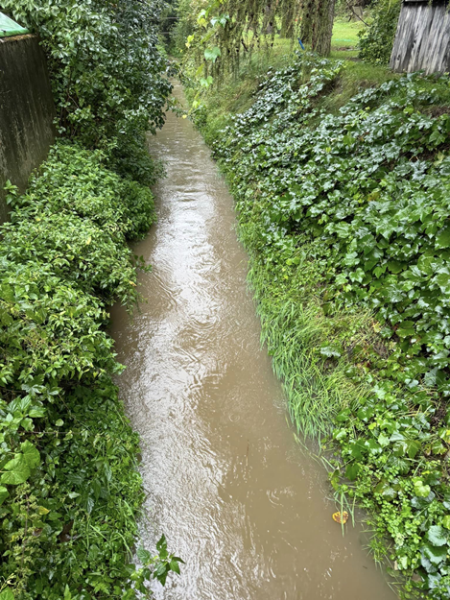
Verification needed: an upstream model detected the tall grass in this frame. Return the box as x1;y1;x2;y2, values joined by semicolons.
240;233;373;438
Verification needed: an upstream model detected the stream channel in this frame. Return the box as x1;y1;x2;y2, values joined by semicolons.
111;82;397;600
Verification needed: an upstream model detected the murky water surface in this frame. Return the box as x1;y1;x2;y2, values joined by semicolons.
111;83;396;600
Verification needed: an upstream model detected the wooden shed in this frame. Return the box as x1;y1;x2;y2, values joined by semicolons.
390;0;450;74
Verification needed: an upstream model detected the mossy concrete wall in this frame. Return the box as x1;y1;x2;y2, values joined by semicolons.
0;34;55;223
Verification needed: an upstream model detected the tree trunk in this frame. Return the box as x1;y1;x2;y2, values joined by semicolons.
301;0;336;56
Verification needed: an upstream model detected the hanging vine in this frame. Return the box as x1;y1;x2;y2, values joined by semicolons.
183;0;303;82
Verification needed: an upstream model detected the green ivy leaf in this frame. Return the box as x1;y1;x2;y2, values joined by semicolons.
436;224;450;249
422;542;447;565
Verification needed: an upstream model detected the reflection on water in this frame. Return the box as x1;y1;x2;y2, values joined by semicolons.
110;82;396;600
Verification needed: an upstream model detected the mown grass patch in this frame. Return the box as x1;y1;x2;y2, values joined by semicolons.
332;19;365;48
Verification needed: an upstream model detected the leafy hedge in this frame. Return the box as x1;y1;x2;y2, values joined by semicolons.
2;0;172;184
191;54;450;598
0;143;181;599
0;0;179;596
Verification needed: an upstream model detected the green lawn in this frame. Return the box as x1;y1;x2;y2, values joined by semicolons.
331;19;365;48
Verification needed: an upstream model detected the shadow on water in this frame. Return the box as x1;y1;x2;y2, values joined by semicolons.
110;81;397;600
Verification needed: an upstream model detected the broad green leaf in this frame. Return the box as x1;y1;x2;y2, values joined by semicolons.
422;542;447;565
378;433;390;447
345;463;359;481
406;439;421;459
436;224;450;249
414;480;431;498
137;547;151;564
1;455;31;485
204;46;221;63
170;558;181;574
427;525;447;547
21;440;40;469
364;439;382;455
0;487;9;505
334;222;351;238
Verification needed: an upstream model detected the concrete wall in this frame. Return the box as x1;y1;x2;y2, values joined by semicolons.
0;34;55;223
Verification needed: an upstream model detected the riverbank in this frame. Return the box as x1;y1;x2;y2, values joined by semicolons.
0;143;150;598
184;53;450;598
0;1;177;596
0;143;182;598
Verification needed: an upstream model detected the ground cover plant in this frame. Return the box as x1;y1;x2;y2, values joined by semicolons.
186;53;450;598
0;143;182;599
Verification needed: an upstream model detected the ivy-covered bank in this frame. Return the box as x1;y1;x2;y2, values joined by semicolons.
186;55;450;598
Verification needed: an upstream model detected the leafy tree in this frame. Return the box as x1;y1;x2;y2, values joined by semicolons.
180;0;303;80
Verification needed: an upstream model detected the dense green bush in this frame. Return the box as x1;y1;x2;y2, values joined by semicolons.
0;144;181;598
2;144;154;306
2;0;172;184
358;0;401;65
194;54;450;598
0;0;178;595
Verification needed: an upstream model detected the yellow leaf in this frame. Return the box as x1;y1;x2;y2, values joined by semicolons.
38;506;50;515
372;320;381;333
332;511;348;524
86;237;91;245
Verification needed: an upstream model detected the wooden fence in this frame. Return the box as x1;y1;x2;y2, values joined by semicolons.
390;0;450;74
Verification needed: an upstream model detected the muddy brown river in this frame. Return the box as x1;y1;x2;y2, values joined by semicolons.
111;82;397;600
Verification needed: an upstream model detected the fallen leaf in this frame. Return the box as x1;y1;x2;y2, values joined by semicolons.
332;511;348;524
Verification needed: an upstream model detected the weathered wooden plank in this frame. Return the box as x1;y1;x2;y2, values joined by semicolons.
390;0;450;74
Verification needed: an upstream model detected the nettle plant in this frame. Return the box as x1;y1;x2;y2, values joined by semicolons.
206;54;450;597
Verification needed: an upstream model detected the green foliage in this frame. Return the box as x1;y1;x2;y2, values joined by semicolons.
0;0;178;595
191;53;450;597
171;0;196;54
0;144;180;598
180;0;302;85
2;144;154;306
358;0;401;65
2;0;172;184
